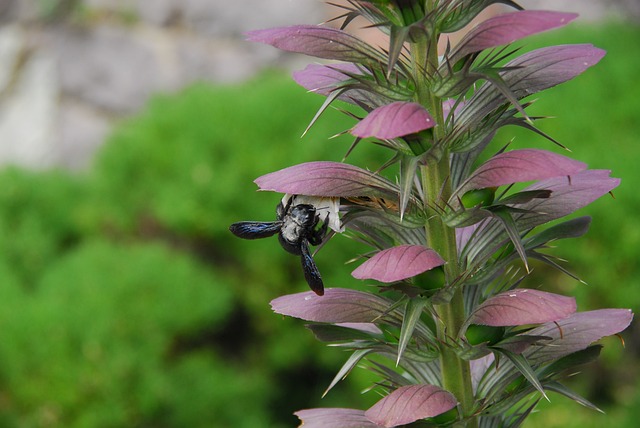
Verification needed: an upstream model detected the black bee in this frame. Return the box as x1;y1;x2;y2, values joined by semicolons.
229;196;329;295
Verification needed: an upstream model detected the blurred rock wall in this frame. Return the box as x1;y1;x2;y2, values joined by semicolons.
0;0;325;169
0;0;636;169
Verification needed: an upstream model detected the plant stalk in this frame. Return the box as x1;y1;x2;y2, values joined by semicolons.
413;28;478;427
422;157;476;426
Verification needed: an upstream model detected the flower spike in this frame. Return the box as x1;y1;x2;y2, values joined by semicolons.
233;2;633;426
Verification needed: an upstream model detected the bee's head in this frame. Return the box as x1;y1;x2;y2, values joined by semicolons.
281;194;343;233
289;204;317;226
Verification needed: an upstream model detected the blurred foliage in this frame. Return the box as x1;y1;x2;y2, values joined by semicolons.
0;20;636;428
0;168;84;286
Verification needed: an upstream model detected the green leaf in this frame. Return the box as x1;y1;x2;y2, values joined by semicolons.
492;207;529;272
302;87;349;137
538;345;603;379
545;381;604;413
443;204;493;228
438;0;524;33
483;71;531;122
397;297;428;365
491;334;551;355
399;154;421;220
503;398;540;428
497;349;548;401
529;252;585;284
343;1;399;34
388;24;411;76
495;189;552;206
524;216;591;249
305;323;383;343
367;360;414;388
502;115;569;150
323;349;373;397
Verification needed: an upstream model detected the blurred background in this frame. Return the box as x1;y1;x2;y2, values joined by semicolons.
0;0;638;427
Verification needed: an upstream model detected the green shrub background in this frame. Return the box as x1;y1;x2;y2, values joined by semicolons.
0;22;637;427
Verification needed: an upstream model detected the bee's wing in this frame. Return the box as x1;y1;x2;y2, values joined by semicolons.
229;221;282;239
300;239;324;296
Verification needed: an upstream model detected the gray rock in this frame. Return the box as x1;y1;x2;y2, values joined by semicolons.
57;98;110;169
53;24;167;114
179;0;325;37
518;0;633;21
0;0;18;24
85;0;326;32
134;0;180;26
0;0;39;23
0;26;59;168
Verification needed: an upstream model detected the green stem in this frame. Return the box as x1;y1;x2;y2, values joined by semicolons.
422;158;476;426
411;27;477;427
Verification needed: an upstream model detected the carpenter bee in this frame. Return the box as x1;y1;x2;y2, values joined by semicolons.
229;196;329;296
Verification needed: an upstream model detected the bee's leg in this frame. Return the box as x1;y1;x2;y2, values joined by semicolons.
277;195;294;220
309;213;329;246
229;221;282;239
300;239;324;296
